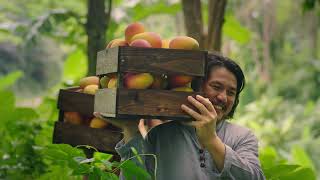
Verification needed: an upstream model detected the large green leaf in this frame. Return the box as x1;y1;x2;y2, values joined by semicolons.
259;146;278;169
0;71;23;90
131;2;181;21
263;164;300;179
291;146;315;170
280;167;316;180
121;160;152;180
223;15;251;45
63;49;87;85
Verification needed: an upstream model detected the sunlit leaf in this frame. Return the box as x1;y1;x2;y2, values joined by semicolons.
291;146;315;170
0;71;23;90
223;15;251;45
63;49;87;85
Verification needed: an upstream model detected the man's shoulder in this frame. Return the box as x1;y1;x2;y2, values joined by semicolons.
223;121;257;139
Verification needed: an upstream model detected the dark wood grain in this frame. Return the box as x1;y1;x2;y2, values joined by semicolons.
95;88;204;120
57;88;94;116
53;121;122;154
96;46;207;76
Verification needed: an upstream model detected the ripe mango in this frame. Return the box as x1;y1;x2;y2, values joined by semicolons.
130;39;152;48
125;22;145;43
161;39;171;48
131;32;162;48
109;39;128;48
107;77;118;88
83;84;99;95
169;75;193;88
124;72;154;89
169;36;199;50
171;86;194;92
64;112;83;125
89;117;109;128
79;76;99;89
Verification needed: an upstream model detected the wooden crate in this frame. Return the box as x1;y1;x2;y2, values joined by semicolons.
53;121;122;154
53;87;122;154
95;46;207;120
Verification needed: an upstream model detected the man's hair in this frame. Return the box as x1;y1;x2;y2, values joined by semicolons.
205;53;246;118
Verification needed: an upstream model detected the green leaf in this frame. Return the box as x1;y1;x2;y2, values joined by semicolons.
223;15;251;45
281;167;316;180
0;90;15;125
131;2;181;21
63;49;87;85
131;147;143;164
0;71;23;90
100;172;119;180
94;152;113;162
291;146;315;170
72;163;91;175
259;146;278;169
121;160;151;180
263;164;300;179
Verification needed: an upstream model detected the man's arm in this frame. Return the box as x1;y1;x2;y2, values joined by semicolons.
207;131;265;180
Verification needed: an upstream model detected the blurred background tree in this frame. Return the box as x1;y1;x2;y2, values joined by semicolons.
0;0;319;179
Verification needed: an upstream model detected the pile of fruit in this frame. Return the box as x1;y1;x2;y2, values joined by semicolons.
64;22;201;129
103;22;200;92
63;76;108;129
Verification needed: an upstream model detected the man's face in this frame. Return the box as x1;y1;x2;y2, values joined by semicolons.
202;67;237;121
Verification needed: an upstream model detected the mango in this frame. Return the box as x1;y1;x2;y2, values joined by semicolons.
100;76;110;88
83;84;99;95
130;39;152;48
169;36;199;50
89;117;109;128
124;72;154;89
64;112;83;125
131;32;162;48
161;39;171;48
171;86;194;92
107;77;118;88
79;76;99;89
109;39;128;48
169;75;193;88
125;22;145;43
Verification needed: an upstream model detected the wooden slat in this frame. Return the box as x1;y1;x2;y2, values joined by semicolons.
53;121;122;154
95;88;203;121
120;46;206;76
57;88;94;116
96;48;119;75
96;46;207;76
94;88;117;117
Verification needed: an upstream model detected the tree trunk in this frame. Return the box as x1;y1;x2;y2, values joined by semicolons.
86;0;112;76
207;0;227;51
181;0;227;51
181;0;204;49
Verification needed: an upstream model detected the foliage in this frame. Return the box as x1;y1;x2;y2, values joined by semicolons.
1;0;320;179
41;144;152;180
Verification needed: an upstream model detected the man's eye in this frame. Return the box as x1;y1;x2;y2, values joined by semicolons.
211;85;221;90
227;91;236;96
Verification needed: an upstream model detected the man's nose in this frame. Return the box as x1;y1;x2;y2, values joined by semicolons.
216;90;227;103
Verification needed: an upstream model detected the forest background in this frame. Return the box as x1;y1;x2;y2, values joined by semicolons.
0;0;319;179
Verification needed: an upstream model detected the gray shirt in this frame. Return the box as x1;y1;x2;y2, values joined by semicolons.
115;120;266;180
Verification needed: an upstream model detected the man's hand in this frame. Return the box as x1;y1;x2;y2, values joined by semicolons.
181;95;218;148
93;112;140;143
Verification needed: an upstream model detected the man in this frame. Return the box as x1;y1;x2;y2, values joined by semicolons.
94;54;265;180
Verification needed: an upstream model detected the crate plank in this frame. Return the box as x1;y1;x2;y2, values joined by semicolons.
53;121;122;154
96;46;207;76
95;88;203;121
57;88;94;116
